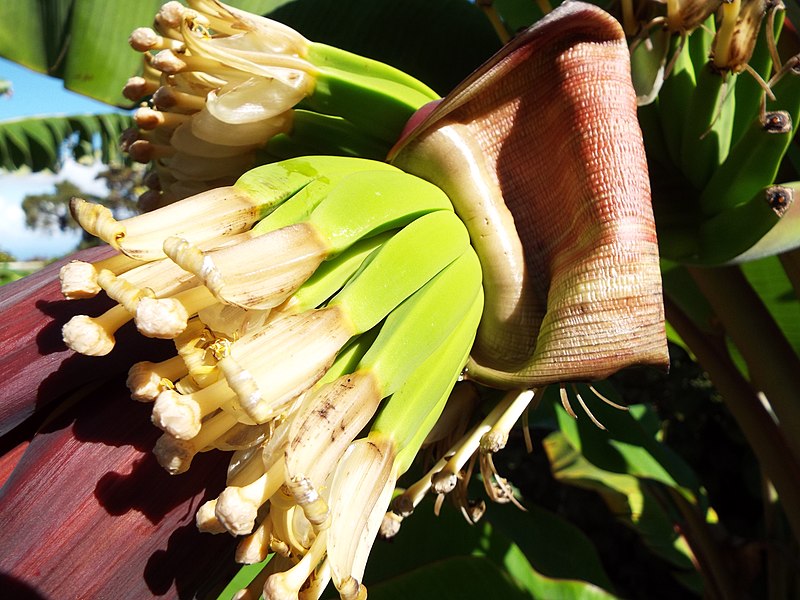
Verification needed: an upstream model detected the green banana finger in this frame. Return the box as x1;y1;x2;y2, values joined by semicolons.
696;183;794;264
279;231;394;316
265;110;392;162
165;169;453;309
329;210;470;333
306;169;452;254
658;36;697;165
301;70;435;144
699;110;793;215
688;15;715;71
358;248;483;396
253;160;400;235
306;43;439;101
374;290;484;476
680;63;736;189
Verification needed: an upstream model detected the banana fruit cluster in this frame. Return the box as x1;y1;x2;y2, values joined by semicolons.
58;156;486;599
630;0;800;264
123;0;438;209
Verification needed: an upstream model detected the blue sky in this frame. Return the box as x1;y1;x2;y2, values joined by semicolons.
0;57;124;260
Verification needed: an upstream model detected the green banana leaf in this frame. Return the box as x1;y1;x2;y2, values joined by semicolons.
0;112;131;172
543;430;705;595
0;0;285;104
741;256;800;357
536;383;710;593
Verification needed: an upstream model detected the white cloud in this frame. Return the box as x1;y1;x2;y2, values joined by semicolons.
0;158;105;260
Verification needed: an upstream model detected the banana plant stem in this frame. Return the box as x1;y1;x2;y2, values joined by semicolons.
662;486;740;600
665;296;800;542
686;265;800;464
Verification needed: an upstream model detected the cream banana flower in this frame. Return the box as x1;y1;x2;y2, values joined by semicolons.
124;0;438;208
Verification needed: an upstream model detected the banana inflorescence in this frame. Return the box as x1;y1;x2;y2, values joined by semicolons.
50;2;679;599
60;156;488;599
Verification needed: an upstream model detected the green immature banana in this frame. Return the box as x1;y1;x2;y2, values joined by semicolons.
372;290;484;476
72;156;393;261
731;7;784;145
658;37;697;165
265;110;390;162
324;290;484;598
356;248;482;395
282;248;483;510
695;183;795;264
680;63;736;189
688;15;716;71
157;210;472;430
166;170;454;310
299;70;434;145
699;110;793;215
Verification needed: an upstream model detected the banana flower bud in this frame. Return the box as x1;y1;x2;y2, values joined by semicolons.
389;1;669;388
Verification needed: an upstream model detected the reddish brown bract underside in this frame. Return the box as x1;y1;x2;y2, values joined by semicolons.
390;2;668;388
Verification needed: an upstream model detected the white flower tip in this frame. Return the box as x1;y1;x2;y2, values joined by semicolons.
59;261;100;299
127;361;165;402
136;296;189;339
431;471;457;495
263;572;302;600
196;499;227;534
336;576;364;600
379;512;402;539
62;315;115;356
129;27;159;51
152;390;202;439
235;535;268;564
216;487;259;536
153;434;195;475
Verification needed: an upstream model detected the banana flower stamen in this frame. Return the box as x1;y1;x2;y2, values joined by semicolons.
153;409;238;474
236;512;274;563
151;378;238;439
127;355;189;401
153;86;207;111
135;107;191;131
59;253;140;299
263;530;328;600
61;304;133;356
215;457;285;535
129;26;186;52
134;285;218;339
123;76;158;101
